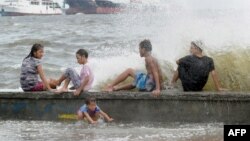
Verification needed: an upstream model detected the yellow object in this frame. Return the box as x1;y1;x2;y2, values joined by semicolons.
58;114;77;120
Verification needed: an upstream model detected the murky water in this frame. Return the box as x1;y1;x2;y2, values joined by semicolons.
0;0;250;91
0;120;223;141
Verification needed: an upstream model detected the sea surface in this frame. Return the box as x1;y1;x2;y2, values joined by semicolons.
0;120;223;141
1;1;250;91
0;0;250;140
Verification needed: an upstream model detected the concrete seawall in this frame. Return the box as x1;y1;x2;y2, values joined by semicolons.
0;91;250;124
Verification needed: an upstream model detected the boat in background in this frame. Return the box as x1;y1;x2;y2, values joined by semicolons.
64;0;158;15
65;0;126;14
0;0;63;16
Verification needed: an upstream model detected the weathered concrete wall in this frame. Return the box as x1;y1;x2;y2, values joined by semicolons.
0;91;250;124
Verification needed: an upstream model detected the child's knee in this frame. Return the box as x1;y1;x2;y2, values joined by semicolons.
65;68;74;73
126;68;134;73
64;68;75;78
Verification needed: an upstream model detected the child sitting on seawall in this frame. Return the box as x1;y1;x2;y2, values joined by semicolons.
54;49;94;96
20;43;57;92
77;97;114;124
105;39;164;96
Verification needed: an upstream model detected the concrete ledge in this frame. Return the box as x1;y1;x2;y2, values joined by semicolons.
1;91;250;100
0;91;250;123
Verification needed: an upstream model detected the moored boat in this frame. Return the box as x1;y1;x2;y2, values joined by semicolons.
0;0;63;16
65;0;126;14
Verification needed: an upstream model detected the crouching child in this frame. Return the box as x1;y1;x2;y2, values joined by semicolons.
77;97;113;124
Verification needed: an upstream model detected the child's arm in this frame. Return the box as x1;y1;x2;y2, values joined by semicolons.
100;110;113;122
211;70;228;91
74;75;89;96
146;57;161;96
37;65;52;91
83;112;97;124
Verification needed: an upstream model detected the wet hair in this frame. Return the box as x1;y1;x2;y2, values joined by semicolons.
25;43;44;59
76;49;88;58
85;97;96;105
139;39;152;52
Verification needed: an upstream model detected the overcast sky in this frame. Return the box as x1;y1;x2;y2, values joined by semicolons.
182;0;250;10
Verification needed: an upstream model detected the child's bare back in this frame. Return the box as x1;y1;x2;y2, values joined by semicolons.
145;56;164;89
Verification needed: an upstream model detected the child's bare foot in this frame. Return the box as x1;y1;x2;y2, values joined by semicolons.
55;87;68;94
166;85;174;90
105;85;114;92
167;82;176;90
107;118;114;122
